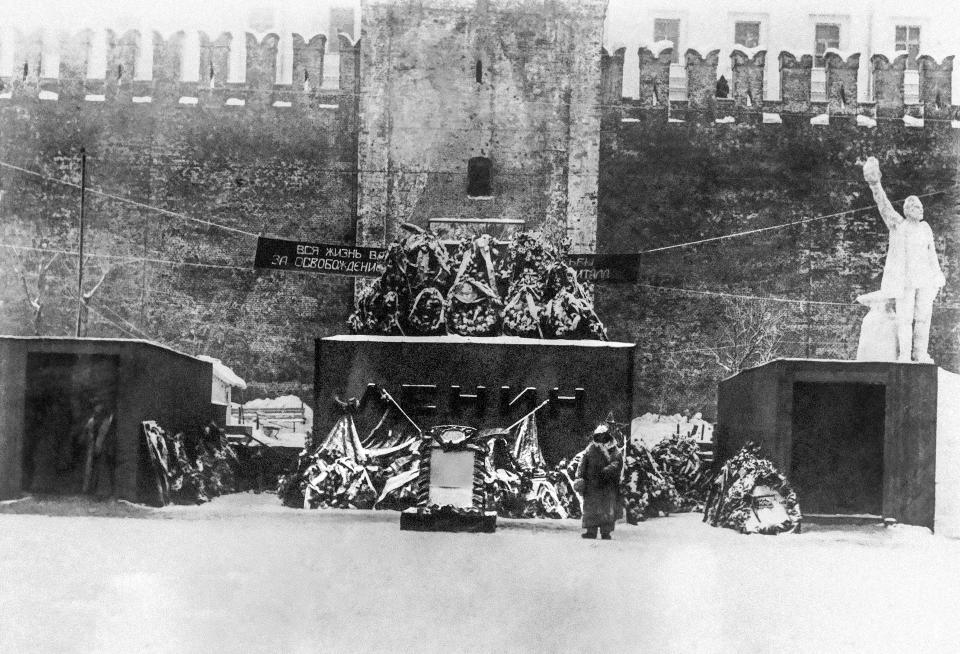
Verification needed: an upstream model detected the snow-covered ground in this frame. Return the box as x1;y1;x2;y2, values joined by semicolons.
1;493;958;654
631;412;714;446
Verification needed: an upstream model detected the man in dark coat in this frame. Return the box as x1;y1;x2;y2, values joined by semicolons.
80;401;117;499
576;424;623;539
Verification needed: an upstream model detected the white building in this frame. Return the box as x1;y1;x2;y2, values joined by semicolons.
0;0;360;89
605;0;960;102
197;355;246;423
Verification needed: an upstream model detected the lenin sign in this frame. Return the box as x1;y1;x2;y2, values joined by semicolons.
315;335;636;464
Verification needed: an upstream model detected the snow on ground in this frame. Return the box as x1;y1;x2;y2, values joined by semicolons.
631;412;714;446
326;334;633;347
2;493;959;654
240;395;313;434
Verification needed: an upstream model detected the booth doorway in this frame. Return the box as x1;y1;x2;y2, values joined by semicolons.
22;353;119;494
790;382;885;516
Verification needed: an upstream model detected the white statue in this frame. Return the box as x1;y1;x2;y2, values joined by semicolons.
855;290;898;361
862;157;945;363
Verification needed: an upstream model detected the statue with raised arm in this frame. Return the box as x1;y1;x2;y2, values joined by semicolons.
862;156;945;363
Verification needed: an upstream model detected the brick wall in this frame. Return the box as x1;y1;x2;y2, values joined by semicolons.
597;116;960;415
3;22;960;418
0;30;361;392
355;0;605;252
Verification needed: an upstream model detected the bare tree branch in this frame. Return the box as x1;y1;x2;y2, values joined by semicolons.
82;264;113;301
39;251;61;275
706;296;789;375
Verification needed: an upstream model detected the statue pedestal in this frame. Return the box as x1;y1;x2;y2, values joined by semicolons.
717;359;960;533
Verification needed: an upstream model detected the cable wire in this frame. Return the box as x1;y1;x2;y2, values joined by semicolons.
0;160;260;238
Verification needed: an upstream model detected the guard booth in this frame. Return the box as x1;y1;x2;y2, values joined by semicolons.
716;359;960;533
0;337;215;502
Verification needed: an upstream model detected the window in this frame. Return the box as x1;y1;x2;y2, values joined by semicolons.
814;23;840;67
735;22;760;49
654;18;681;64
475;60;482;84
895;25;921;69
467;157;492;198
328;8;355;53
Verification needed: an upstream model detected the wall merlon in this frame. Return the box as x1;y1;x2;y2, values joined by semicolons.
604;44;959;129
293;34;327;93
778;51;813;116
730;49;765;111
152;31;185;86
684;48;719;117
600;47;625;127
200;32;233;90
825;52;860;115
0;27;351;105
244;33;280;102
104;30;140;99
920;54;954;111
637;46;673;110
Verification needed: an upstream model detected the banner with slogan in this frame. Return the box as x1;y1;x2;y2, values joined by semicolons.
254;236;641;282
254;237;387;277
569;253;640;283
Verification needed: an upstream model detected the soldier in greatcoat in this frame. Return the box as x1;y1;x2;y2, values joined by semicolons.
576;424;623;540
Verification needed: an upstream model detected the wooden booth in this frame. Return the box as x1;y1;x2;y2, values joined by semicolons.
717;359;960;532
0;337;216;502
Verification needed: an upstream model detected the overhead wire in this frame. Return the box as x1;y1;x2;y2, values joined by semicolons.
2;157;958;328
0;159;260;238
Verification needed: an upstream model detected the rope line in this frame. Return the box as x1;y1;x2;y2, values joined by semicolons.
4;241;959;309
84;304;144;340
0;160;260;238
91;302;161;343
0;242;253;271
638;284;848;307
2;158;955;253
633;185;958;254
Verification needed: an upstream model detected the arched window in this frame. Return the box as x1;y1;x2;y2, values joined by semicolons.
467;157;492;197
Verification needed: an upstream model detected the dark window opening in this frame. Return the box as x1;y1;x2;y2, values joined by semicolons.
735;21;761;49
475;60;483;84
467;157;492;197
814;23;840;67
654;18;680;64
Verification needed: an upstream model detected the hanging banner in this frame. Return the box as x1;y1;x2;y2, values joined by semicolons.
254;237;387;277
254;236;639;282
569;254;640;283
